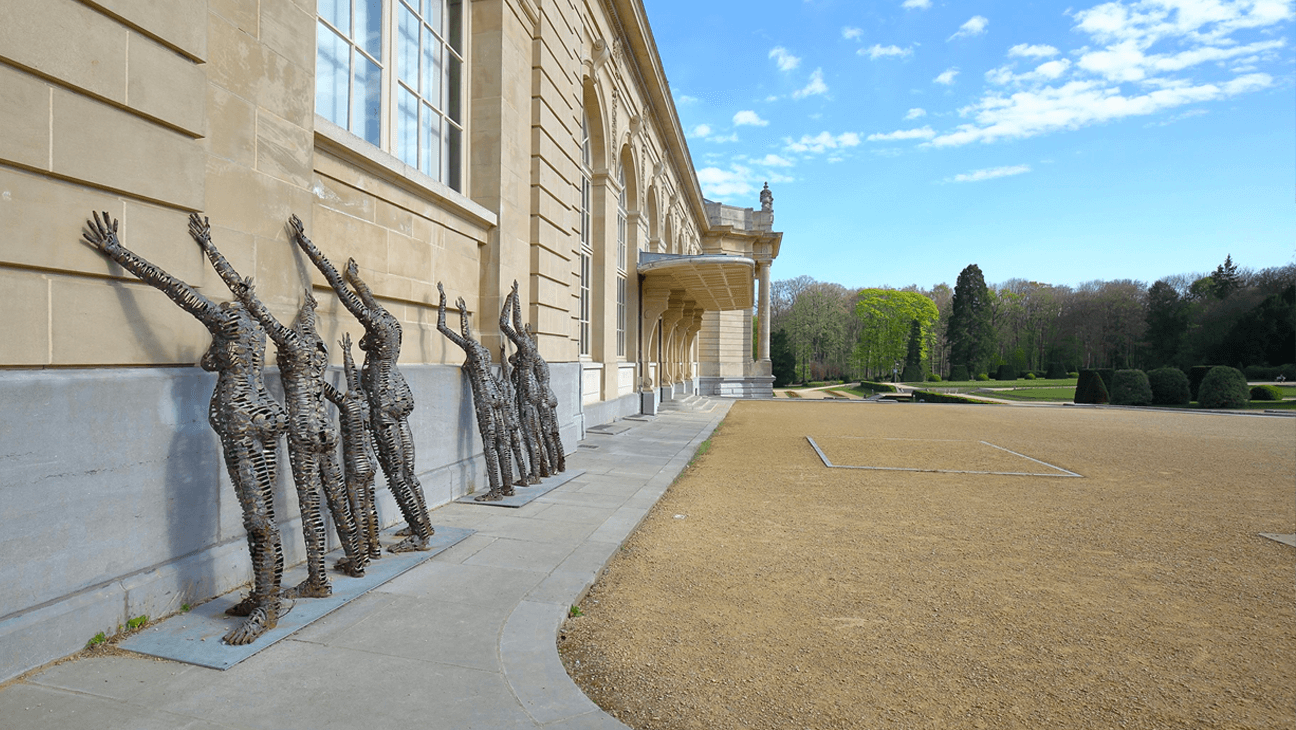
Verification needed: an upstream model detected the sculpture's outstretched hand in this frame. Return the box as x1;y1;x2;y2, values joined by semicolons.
82;211;121;254
231;277;255;301
288;214;305;241
188;213;213;252
437;282;447;308
344;258;360;284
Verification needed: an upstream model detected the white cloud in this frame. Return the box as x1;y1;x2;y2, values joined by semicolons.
1073;0;1293;47
1077;38;1286;82
842;27;863;40
987;58;1074;84
764;95;781;102
689;124;712;138
862;44;913;59
697;164;758;200
710;133;740;143
905;107;927;119
946;165;1032;183
793;69;829;98
756;154;796;167
784;131;861;154
950;15;989;40
769;46;801;71
902;0;931;8
867;126;937;141
733;110;770;127
677;94;700;104
1008;43;1060;58
930;73;1273;147
934;68;960;84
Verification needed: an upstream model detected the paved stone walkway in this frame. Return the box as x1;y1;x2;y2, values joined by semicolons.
0;399;731;730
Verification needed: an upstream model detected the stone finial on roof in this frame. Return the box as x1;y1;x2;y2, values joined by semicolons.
760;182;773;213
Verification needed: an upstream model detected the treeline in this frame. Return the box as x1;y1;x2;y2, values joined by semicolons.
767;256;1295;385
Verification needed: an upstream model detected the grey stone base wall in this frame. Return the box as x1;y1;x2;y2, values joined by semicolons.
580;392;641;431
699;375;774;399
0;361;585;683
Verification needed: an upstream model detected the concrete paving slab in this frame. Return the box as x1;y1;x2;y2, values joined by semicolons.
456;469;586;508
501;600;601;725
29;654;196;701
379;561;545;606
462;537;579;572
0;683;228;730
585;422;634;435
1260;532;1296;547
119;526;474;670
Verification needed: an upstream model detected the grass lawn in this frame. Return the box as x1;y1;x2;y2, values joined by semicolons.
981;387;1077;401
916;378;1078;390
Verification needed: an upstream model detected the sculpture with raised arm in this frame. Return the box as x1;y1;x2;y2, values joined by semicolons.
193;218;366;589
499;282;554;480
498;344;532;486
504;281;565;472
437;283;514;501
324;334;382;561
289;215;433;551
83;211;285;646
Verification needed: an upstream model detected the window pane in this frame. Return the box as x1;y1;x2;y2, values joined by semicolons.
422;29;441;104
319;0;349;34
447;0;462;53
398;4;419;87
356;0;382;58
446;54;461;123
398;86;418;168
446;124;462;191
355;55;382;146
315;23;349;127
422;105;441;179
428;0;442;36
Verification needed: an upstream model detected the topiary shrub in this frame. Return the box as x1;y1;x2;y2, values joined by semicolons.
949;364;969;382
1094;368;1114;393
1147;367;1191;405
995;364;1018;381
1074;369;1110;404
1198;366;1250;409
926;373;942;382
1067;371;1079;379
1250;384;1283;401
1046;362;1068;379
975;372;990;381
1188;365;1214;401
912;389;982;404
1109;369;1153;406
901;363;923;382
1025;372;1037;380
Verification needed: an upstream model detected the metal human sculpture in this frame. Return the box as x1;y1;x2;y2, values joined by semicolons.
498;344;533;486
83;212;285;646
289;216;434;551
501;282;565;473
324;334;383;562
499;283;550;481
193;224;367;589
436;283;515;501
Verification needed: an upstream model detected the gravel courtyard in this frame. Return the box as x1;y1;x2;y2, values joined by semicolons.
560;401;1295;730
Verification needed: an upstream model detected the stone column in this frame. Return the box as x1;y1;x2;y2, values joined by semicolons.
758;260;772;362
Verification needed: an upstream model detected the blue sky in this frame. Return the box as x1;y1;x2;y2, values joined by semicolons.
644;0;1295;290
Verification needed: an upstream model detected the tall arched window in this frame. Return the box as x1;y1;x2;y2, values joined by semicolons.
579;112;592;357
616;165;627;358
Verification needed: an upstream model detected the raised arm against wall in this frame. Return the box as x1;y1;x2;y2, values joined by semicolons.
288;214;372;325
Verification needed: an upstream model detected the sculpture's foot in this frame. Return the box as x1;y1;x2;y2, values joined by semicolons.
281;579;332;599
502;486;516;497
224;595;259;617
223;605;277;645
473;490;504;503
367;547;384;560
333;557;365;578
394;524;413;537
514;478;529;487
388;535;431;553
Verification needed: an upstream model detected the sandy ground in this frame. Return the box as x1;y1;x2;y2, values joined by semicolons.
559;401;1296;730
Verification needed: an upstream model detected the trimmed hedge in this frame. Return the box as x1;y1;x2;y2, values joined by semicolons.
857;380;898;394
1198;366;1250;409
975;373;990;381
912;390;982;404
1074;369;1110;404
1094;368;1114;393
901;363;923;382
1250;384;1283;401
926;373;942;382
995;364;1018;381
1148;367;1191;405
1045;362;1068;379
949;364;970;382
1244;364;1296;381
1110;369;1153;406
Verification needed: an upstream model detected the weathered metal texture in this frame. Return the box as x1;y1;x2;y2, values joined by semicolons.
437;283;515;502
325;334;383;562
83;211;285;646
193;218;365;593
498;344;533;486
497;282;549;482
290;216;434;552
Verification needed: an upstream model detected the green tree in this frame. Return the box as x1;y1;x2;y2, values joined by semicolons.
769;329;797;387
1144;279;1188;368
1210;254;1242;299
854;289;938;380
946;264;994;375
902;319;924;381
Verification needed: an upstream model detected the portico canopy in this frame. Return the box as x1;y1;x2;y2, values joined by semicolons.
638;252;755;310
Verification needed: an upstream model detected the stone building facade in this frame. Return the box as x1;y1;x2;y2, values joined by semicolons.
0;0;779;680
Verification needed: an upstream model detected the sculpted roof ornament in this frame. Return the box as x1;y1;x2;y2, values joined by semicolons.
760;182;773;213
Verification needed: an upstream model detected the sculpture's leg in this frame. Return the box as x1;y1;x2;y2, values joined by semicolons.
473;416;505;501
281;443;332;599
397;418;430;528
521;405;548;479
494;408;515;497
221;437;283;644
321;450;366;577
358;473;382;559
509;418;530;486
374;418;432;552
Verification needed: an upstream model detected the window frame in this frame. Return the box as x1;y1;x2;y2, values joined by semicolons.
578;112;593;358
